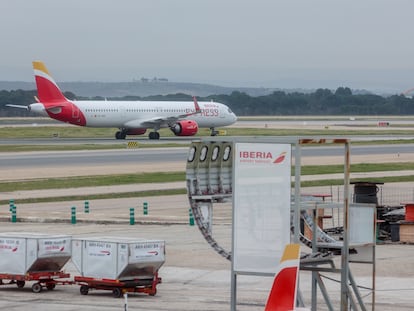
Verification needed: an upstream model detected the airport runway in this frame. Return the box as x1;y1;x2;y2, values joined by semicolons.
1;143;413;171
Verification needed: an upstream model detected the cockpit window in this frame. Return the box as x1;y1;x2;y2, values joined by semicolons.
227;108;233;114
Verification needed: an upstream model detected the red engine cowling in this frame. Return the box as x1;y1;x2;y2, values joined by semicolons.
170;120;198;136
126;128;147;135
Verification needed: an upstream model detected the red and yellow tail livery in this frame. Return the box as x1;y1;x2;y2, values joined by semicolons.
265;244;309;311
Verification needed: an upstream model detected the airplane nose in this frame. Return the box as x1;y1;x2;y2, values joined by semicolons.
232;113;238;122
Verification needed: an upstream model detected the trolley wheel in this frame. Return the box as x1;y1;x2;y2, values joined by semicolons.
112;287;122;298
149;287;157;296
16;280;25;288
46;283;56;290
32;283;42;293
80;285;89;295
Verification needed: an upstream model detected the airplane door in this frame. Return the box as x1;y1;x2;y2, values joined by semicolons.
119;106;126;118
219;106;225;119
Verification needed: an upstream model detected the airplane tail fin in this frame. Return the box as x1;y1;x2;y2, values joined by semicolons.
33;61;67;103
264;244;302;311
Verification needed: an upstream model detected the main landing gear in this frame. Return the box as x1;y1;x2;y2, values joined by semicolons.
210;127;218;136
148;132;160;140
115;130;127;139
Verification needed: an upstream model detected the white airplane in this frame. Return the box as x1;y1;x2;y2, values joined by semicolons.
8;61;237;140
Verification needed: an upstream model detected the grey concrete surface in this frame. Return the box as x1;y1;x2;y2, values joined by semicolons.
1;143;414;310
0;197;414;310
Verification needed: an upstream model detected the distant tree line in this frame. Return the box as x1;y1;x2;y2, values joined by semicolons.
1;87;414;117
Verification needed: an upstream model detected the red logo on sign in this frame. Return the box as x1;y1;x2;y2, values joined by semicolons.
273;152;287;164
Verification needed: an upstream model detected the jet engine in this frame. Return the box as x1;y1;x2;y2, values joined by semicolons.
170;120;198;136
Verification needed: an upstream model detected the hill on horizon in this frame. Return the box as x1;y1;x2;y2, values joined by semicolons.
1;80;377;98
0;80;289;98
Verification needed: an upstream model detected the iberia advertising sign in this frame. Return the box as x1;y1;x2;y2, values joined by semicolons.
238;149;288;165
233;143;291;274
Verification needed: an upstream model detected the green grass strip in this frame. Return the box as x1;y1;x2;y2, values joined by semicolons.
0;188;186;205
0;143;187;152
0;172;186;192
2;162;414;192
3;174;414;205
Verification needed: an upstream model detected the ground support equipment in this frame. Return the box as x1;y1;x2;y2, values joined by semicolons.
0;271;71;293
74;272;161;298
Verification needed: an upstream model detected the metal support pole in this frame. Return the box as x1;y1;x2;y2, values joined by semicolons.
294;141;301;244
124;292;128;311
312;207;318;311
340;142;351;311
231;272;237;311
315;272;335;311
349;270;367;311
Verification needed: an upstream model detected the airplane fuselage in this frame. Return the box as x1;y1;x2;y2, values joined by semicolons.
79;100;234;128
33;100;236;128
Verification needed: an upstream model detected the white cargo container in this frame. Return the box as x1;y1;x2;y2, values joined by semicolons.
0;232;71;275
72;237;165;280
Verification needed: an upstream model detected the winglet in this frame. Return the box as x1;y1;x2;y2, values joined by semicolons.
264;244;302;311
193;96;201;113
33;61;67;103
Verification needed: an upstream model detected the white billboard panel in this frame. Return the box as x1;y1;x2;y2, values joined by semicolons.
233;143;291;274
349;204;375;244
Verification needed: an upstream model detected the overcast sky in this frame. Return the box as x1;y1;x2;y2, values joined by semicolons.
1;0;414;92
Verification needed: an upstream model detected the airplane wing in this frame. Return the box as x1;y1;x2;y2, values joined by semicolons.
6;104;30;110
125;96;201;129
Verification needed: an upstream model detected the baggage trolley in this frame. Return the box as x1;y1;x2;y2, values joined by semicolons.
0;271;71;293
74;272;161;298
